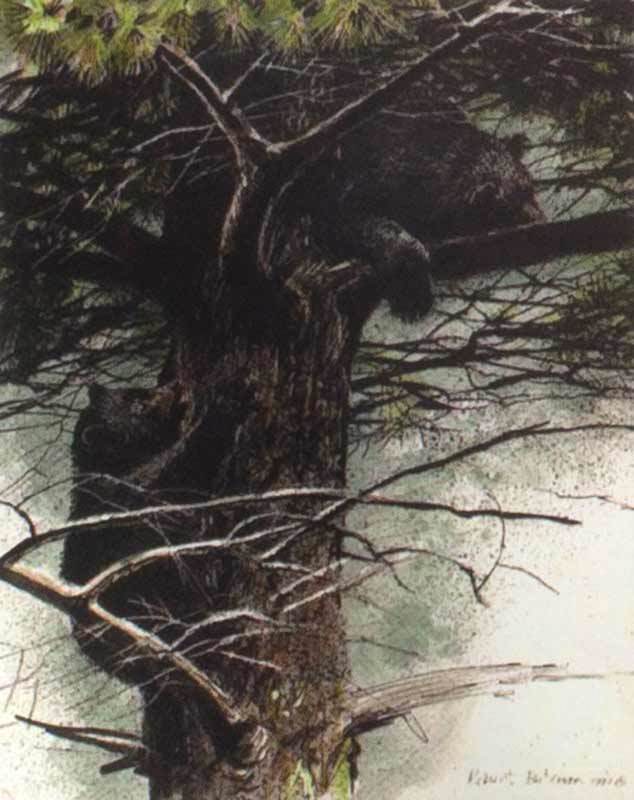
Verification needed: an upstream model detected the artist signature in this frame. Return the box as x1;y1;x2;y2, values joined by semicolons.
467;768;628;789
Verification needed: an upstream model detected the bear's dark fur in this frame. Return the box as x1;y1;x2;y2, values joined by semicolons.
330;116;543;240
62;383;186;584
72;384;182;478
291;115;543;322
61;383;197;682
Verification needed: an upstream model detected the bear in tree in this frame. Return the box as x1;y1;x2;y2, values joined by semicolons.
60;116;543;682
63;383;188;583
292;115;543;322
60;382;205;681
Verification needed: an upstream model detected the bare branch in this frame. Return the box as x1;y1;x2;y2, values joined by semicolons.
314;422;634;527
499;563;560;594
0;487;346;567
16;715;147;775
86;598;245;728
224;52;270;102
363;423;634;498
347;662;625;735
474;491;507;599
0;500;37;538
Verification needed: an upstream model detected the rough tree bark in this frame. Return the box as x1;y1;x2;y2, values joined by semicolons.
137;272;365;799
60;222;398;798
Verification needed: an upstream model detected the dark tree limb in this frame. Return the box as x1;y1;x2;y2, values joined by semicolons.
431;209;634;280
1;184;169;298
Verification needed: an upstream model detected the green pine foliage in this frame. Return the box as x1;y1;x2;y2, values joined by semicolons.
1;0;201;80
1;0;628;169
0;0;441;79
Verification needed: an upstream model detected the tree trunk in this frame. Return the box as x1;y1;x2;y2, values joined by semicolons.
94;261;368;799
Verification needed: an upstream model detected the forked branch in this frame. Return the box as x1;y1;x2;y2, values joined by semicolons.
0;559;247;733
157;42;271;167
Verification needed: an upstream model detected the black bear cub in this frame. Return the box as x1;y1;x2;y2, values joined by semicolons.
62;383;185;584
61;382;190;682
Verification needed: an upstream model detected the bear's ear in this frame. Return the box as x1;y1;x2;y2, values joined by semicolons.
79;422;117;450
504;133;530;160
467;181;499;206
88;383;106;402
